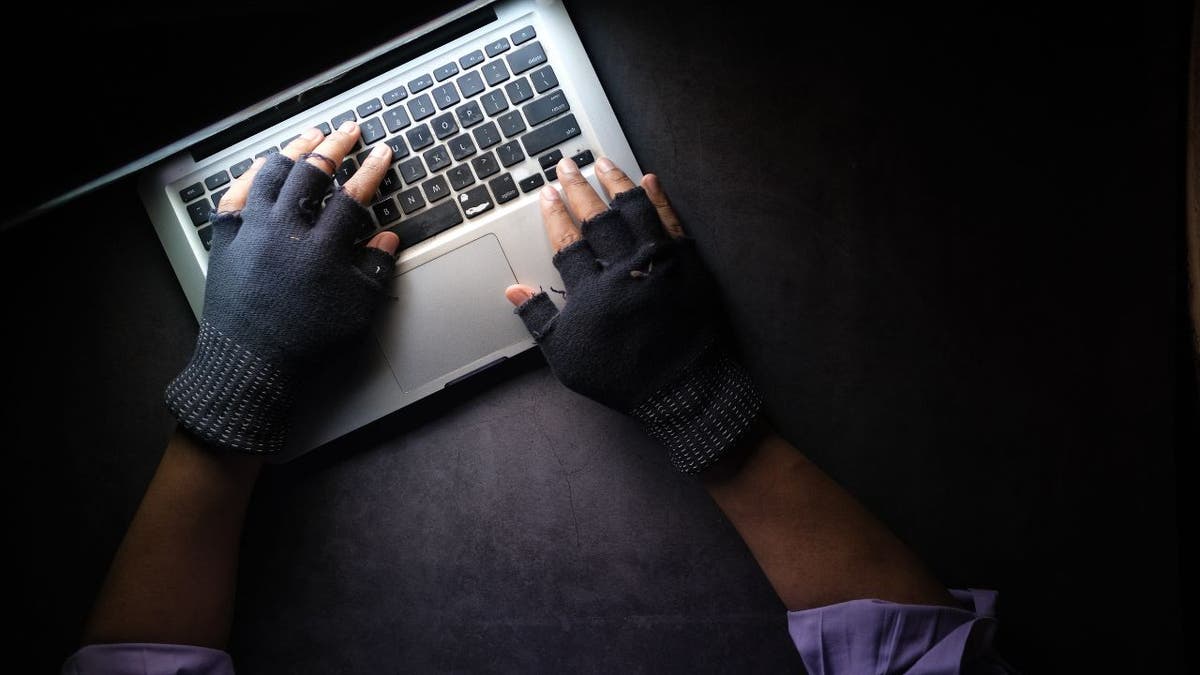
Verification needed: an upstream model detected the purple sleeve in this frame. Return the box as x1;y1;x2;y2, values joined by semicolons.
787;588;1018;674
62;643;234;675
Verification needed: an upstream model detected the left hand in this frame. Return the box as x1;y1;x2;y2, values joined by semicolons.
165;122;400;454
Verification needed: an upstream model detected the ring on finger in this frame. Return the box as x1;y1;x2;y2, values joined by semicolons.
299;151;338;173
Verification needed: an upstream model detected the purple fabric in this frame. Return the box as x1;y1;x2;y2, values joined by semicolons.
61;643;233;675
788;588;1016;674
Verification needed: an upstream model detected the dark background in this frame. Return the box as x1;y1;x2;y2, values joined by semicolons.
2;1;1192;672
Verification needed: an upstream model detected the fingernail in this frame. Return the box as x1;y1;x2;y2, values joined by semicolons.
370;143;390;158
540;185;560;201
557;157;579;174
302;127;322;140
339;120;358;134
596;157;615;173
368;231;400;256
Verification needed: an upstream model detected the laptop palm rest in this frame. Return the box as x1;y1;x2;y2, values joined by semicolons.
376;233;530;392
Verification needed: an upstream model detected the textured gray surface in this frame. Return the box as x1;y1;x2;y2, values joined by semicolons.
1;1;1190;673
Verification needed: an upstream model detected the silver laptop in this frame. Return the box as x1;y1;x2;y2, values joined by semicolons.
137;0;641;459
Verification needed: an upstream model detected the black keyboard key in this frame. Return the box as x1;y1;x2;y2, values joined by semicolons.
398;157;427;184
385;136;410;159
356;148;374;166
179;182;204;202
383;107;411;133
317;122;333;136
472;121;501;149
408;73;433;93
198;225;214;250
544;166;557;182
389;199;463;247
434;62;458;81
407;94;435;121
379;168;403;195
458;184;494;219
459;49;484;70
187;200;212;227
448;133;476;161
406;123;434;150
423;145;452;172
211;188;228;209
421;175;452;202
489;173;519;203
530;65;558;93
431;112;458;140
331;110;357;129
360;117;387;145
485;38;510;58
382;85;408;105
504;77;534;104
204;170;230;191
432;83;460;110
356;98;382;117
519;173;545;193
480;89;509;116
334;157;358;185
397;186;425;214
229;158;254;179
280;134;300;149
523;90;570;127
254;147;279;159
372;196;401;225
520;114;581;156
456;100;484;128
571;150;595;168
496;110;526;138
511;25;536;45
470;151;499;179
496;140;525;167
506;41;547;75
447;164;475;190
456;71;485;99
538;149;563;169
482;60;510;86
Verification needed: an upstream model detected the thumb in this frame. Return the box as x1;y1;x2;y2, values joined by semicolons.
505;284;539;307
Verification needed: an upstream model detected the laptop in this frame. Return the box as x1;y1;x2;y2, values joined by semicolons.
136;0;641;459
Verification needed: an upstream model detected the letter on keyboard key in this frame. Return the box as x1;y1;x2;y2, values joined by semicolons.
423;145;451;173
422;175;451;202
397;187;425;214
179;182;204;203
398;157;427;185
520;114;581;157
187;200;212;227
373;196;401;225
388;200;463;248
505;41;547;75
431;112;458;139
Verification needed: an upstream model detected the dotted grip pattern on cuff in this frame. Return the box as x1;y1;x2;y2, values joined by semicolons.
164;319;294;454
631;349;764;474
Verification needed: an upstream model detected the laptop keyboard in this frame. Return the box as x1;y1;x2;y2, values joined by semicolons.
177;24;593;253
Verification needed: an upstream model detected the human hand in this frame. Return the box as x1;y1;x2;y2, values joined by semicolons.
505;156;762;474
166;123;400;454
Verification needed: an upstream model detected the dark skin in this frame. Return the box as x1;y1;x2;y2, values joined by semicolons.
83;138;951;651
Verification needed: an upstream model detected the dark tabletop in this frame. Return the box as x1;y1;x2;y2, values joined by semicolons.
2;1;1192;673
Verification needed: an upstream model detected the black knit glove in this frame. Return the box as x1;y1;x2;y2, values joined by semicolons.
165;153;394;454
515;187;762;474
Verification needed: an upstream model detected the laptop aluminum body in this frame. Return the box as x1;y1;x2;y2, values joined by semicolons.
137;0;641;459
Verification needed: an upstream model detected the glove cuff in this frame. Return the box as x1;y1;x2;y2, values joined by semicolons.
631;348;764;474
165;319;295;454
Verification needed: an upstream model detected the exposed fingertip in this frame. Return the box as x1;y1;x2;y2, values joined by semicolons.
504;284;538;307
339;120;358;134
302;127;322;140
596;156;615;173
540;185;560;202
367;231;400;256
370;143;391;158
557;157;579;175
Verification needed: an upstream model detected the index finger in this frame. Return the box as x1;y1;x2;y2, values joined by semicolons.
539;185;581;252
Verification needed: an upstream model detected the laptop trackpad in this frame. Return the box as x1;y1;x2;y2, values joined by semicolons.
376;234;530;393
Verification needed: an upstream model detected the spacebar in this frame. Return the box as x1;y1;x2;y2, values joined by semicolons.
520;114;581;157
388;201;464;248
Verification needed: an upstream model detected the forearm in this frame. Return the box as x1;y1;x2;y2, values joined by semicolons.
702;424;954;611
83;428;262;648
